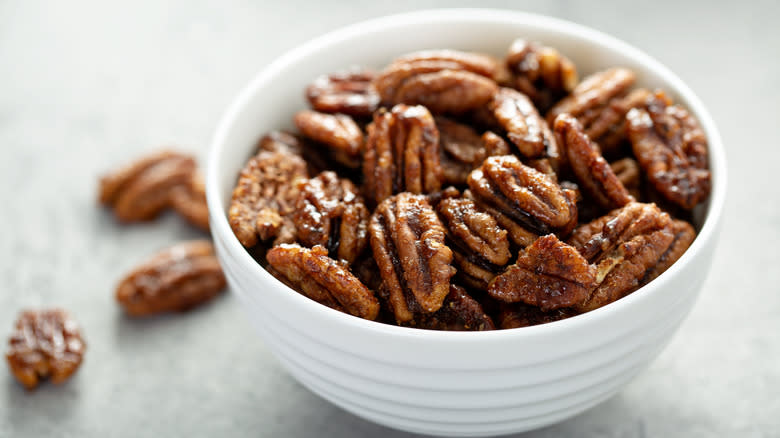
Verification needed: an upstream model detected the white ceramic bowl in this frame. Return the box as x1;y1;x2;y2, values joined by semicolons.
206;9;726;437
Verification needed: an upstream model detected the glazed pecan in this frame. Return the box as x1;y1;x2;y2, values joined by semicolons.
99;150;196;222
170;172;209;232
294;110;364;168
488;234;597;310
6;309;86;390
369;193;456;323
257;130;305;156
408;285;495;331
228;150;308;247
436;117;488;185
498;303;578;329
610;157;641;199
467;155;577;246
481;131;512;158
116;240;226;316
293;171;369;264
362;104;441;205
641;219;696;284
504;39;578;113
490;87;557;159
554;113;634;209
627;91;711;209
266;244;380;320
305;67;380;117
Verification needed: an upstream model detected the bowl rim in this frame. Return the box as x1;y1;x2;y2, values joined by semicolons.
206;8;727;342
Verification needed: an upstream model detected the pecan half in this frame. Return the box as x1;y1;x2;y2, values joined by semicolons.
294;110;364;168
6;309;86;390
554;113;634;209
362;104;442;205
369;193;456;323
116;240;227;316
305;67;380;117
99;150;196;222
498;303;578;329
293;171;369;264
481;131;513;157
228;150;308;247
266;244;379;320
170;172;209;232
504;39;578;113
489;87;557;159
409;285;495;331
627;91;711;209
488;234;596;310
641;219;696;284
436;117;488;185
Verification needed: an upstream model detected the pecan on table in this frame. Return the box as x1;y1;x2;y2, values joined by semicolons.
373;50;499;114
99;150;196;222
228;150;308;247
504;39;578;113
369;193;456;323
409;285;495;331
554;113;634;210
489;87;558;159
362;104;442;205
170;171;209;232
436;117;488;185
293;171;369;264
488;234;597;311
467;155;577;246
627;91;711;209
294;110;364;169
116;240;227;316
305;67;380;117
498;303;579;329
6;309;86;390
266;244;380;320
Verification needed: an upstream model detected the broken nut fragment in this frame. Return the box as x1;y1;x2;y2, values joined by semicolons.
489;87;557;159
504;39;578;113
305;67;380;117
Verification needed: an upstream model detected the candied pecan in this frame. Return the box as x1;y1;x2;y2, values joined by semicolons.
257;130;305;156
467;155;577;246
228;150;308;247
6;309;86;390
489;87;557;159
498;303;578;329
481;131;512;158
116;240;226;316
488;235;597;310
362;104;441;205
627;91;711;209
436;117;488;185
610;157;641;199
641;219;696;284
170;172;209;232
305;67;380;117
504;39;578;113
266;244;379;320
408;285;495;331
293;171;369;264
294;110;364;168
369;193;456;323
393;50;500;78
99;150;196;222
554;113;634;209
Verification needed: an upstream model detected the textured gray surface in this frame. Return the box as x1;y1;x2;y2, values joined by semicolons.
0;1;778;437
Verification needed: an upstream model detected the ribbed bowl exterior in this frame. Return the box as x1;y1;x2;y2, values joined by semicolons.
206;10;726;437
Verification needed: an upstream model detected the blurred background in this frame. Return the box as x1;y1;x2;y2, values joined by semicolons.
1;1;778;437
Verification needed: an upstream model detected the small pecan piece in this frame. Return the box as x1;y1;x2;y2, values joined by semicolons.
627;91;711;209
504;39;578;113
436;117;488;185
554;113;634;209
116;240;226;316
409;285;495;331
293;171;369;264
362;104;442;205
369;193;456;323
266;244;379;320
170;172;209;232
490;87;558;159
498;303;578;329
228;150;308;247
294;110;364;168
99;150;196;222
610;157;641;199
488;235;597;310
6;309;86;390
305;67;380;117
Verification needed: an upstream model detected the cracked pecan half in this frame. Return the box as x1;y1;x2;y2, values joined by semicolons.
408;285;495;331
116;240;227;316
363;104;442;205
266;244;380;320
99;150;196;222
6;309;86;390
293;171;369;264
489;87;558;159
305;67;380;117
627;91;711;209
488;234;597;310
294;110;364;169
369;193;456;323
498;303;579;329
228;150;308;247
467;155;577;246
436;117;489;185
554;113;634;210
504;39;578;113
170;171;209;232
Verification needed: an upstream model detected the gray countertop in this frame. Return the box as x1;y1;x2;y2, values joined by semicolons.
1;1;778;437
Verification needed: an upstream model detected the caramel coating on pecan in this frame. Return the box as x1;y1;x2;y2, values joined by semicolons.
436;117;488;185
369;193;456;322
257;131;305;156
363;104;442;205
170;172;209;232
266;244;380;320
99;150;196;222
627;91;711;209
554;113;634;209
294;110;364;161
408;285;495;331
641;219;696;284
490;87;557;159
481;131;513;158
6;309;86;390
504;40;578;112
498;303;578;329
116;240;226;316
228;150;308;247
306;67;380;117
293;171;369;264
393;50;500;78
488;235;596;310
610;157;641;198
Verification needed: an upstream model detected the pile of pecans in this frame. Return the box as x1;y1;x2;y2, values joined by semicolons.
229;40;711;331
